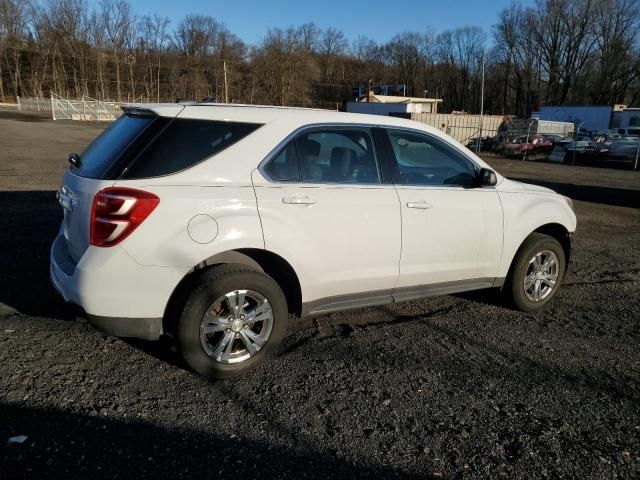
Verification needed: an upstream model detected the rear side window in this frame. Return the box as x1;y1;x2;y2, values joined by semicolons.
263;141;300;181
121;119;261;179
74;114;153;179
297;129;380;184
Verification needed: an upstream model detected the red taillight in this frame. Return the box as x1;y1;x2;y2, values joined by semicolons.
90;187;159;247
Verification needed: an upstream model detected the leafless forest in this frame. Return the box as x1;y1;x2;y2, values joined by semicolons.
0;0;638;116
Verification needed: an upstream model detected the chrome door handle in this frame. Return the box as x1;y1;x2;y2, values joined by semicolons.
282;196;316;205
406;201;432;210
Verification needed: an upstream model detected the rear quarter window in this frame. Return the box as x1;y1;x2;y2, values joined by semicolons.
121;119;261;179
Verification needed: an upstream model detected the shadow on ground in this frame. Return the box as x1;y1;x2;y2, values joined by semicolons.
0;191;72;319
0;403;419;480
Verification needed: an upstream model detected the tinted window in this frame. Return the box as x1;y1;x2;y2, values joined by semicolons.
263;141;300;181
122;119;261;178
74;114;153;178
386;130;477;187
296;129;380;184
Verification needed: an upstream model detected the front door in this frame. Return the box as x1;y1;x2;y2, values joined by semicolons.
379;128;503;293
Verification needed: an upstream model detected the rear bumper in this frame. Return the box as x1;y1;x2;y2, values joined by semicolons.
50;232;189;341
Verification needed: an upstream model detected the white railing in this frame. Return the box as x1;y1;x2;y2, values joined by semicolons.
16;96;52;112
50;93;121;121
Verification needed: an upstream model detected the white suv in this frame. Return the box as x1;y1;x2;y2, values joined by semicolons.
51;104;576;378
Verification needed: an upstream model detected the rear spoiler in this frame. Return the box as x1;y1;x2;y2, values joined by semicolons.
120;104;185;118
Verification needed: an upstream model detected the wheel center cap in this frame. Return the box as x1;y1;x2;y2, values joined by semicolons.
231;319;244;332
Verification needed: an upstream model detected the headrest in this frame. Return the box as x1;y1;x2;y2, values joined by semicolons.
298;137;321;157
330;147;356;168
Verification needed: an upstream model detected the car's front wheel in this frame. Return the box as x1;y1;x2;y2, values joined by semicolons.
506;233;566;312
177;265;288;379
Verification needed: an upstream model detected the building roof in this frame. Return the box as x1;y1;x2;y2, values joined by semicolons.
359;94;443;104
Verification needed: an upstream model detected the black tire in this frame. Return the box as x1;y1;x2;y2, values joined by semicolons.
505;233;566;312
177;264;287;379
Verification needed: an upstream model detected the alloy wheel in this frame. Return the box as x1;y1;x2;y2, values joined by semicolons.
199;289;273;364
523;250;559;302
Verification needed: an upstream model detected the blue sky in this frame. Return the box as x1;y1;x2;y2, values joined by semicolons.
91;0;536;44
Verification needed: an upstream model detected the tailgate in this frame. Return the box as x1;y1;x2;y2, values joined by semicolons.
58;170;114;263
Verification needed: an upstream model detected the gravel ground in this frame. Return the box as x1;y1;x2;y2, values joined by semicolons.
1;109;639;479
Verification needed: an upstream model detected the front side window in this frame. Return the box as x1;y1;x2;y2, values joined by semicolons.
385;129;477;187
121;119;261;179
296;129;380;184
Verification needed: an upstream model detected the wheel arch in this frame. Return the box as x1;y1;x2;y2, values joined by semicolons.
162;249;303;336
503;222;572;287
531;223;572;269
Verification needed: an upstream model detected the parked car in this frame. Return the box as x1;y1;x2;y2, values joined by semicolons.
558;135;598;153
465;136;493;152
540;134;565;145
51;104;576;378
603;137;640;169
504;134;553;157
616;127;640;137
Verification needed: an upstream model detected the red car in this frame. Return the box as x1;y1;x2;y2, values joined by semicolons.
504;135;554;158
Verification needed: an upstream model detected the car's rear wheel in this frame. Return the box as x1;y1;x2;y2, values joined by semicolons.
178;265;287;379
506;233;566;312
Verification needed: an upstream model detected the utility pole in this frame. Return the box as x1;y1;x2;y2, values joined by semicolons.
157;58;161;103
477;52;485;156
223;61;229;103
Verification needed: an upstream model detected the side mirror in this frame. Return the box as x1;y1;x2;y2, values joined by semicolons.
477;168;497;187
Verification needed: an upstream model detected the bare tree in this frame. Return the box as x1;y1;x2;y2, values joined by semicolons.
587;0;640;104
139;14;169;101
100;0;136;101
318;27;347;84
385;32;422;96
0;0;34;98
436;26;486;111
252;27;313;106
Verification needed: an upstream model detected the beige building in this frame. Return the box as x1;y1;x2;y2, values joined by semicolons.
346;93;443;116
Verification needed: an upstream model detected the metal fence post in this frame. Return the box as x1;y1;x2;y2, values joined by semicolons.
524;120;534;161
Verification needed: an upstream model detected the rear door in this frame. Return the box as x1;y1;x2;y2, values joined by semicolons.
253;126;402;308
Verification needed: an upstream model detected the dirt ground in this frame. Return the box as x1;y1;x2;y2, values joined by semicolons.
0;108;639;479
